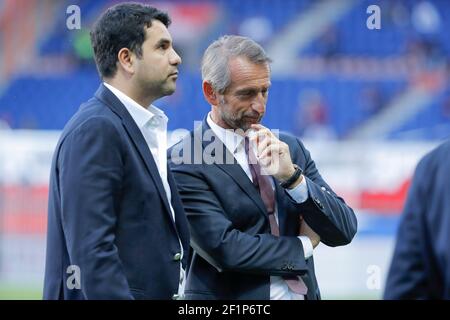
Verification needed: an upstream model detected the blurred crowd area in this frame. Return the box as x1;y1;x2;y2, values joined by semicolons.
0;0;449;299
1;0;449;139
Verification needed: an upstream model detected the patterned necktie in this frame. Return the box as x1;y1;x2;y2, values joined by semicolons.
244;137;308;296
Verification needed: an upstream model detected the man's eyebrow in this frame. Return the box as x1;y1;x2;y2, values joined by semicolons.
236;88;256;94
236;85;271;94
155;38;171;47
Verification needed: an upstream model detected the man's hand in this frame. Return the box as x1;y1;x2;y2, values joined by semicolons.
249;124;302;186
300;220;320;248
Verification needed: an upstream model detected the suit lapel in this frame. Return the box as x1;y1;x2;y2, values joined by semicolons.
94;84;176;227
197;119;268;219
168;169;190;251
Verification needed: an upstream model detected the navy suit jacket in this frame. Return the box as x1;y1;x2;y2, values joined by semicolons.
384;139;450;299
168;120;357;300
43;84;190;299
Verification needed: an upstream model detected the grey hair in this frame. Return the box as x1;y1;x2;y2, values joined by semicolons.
201;35;272;94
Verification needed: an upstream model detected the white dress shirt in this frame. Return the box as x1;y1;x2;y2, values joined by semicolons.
104;83;186;297
207;114;313;300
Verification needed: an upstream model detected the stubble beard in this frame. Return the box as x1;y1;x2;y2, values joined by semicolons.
219;107;260;132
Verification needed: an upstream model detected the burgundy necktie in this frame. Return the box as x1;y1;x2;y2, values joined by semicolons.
244;137;308;295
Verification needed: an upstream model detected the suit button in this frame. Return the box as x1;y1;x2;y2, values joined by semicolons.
314;198;324;210
172;294;180;300
148;116;161;128
173;253;182;261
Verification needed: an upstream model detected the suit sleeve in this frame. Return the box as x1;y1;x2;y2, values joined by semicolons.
383;159;429;299
58;116;133;299
292;139;358;246
170;165;309;276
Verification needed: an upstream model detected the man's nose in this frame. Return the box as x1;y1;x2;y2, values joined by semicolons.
251;94;266;113
170;48;182;66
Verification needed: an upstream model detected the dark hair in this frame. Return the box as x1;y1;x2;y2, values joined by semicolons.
90;2;171;78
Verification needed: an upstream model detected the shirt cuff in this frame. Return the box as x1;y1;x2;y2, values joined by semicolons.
298;236;314;259
285;176;309;203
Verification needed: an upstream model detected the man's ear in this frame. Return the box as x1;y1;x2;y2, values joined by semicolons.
203;81;219;106
117;48;134;75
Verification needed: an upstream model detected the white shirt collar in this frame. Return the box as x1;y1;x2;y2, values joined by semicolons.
206;112;245;154
103;82;168;129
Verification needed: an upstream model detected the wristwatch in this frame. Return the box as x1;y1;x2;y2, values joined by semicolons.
279;164;303;189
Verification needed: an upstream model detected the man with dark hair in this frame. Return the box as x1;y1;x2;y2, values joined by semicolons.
43;3;189;300
384;139;450;299
168;35;357;300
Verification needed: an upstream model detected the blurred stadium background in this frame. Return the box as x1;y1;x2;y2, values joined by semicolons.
0;0;449;299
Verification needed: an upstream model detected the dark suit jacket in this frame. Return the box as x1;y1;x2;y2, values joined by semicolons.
384;139;450;299
43;84;190;300
168;120;357;300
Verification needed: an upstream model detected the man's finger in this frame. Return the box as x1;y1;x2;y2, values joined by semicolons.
257;138;279;158
250;124;276;141
259;144;279;162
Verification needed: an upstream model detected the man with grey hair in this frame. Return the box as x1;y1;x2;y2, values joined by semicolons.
169;35;357;300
